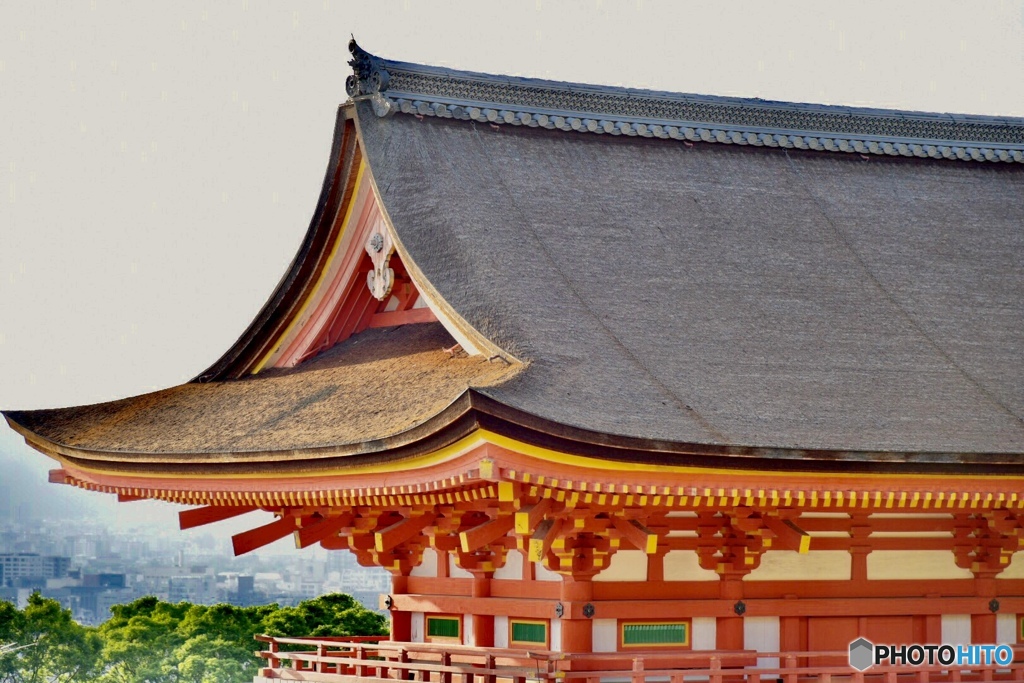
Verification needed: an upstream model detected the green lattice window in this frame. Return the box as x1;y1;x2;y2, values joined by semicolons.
511;620;548;646
621;621;689;648
426;616;461;640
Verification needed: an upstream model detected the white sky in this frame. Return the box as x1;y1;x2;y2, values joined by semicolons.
1;0;1023;531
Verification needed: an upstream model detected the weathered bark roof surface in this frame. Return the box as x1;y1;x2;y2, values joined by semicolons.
357;102;1024;453
6;323;517;456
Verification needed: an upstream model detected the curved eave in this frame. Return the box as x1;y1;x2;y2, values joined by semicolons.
194;103;512;382
195;106;362;381
347;40;1024;163
7;391;1024;479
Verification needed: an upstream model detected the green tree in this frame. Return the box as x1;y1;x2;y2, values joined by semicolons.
96;597;190;683
0;594;101;683
1;592;385;683
0;600;27;682
173;635;248;683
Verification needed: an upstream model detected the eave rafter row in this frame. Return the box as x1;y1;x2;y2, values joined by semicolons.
498;468;1024;512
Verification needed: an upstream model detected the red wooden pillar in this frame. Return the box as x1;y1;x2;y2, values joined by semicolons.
717;577;744;650
390;574;411;642
972;614;997;644
973;575;997;644
471;574;495;647
561;577;593;653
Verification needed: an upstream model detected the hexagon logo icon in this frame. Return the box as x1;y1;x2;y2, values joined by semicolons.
849;637;874;671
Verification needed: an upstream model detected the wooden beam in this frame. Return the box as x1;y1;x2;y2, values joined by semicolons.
612;517;659;554
528;518;562;563
514;499;553;535
179;505;258;530
117;493;146;502
763;518;811;553
367;307;438;329
374;513;436;552
232;515;299;556
48;469;68;484
295;513;354;549
459;515;515;553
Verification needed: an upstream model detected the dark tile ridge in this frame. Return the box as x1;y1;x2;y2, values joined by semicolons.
347;39;1024;164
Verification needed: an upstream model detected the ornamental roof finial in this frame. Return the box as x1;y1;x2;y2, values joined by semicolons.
346;38;389;99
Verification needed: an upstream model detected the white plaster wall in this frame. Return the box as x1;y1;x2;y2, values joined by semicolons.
692;617;716;650
464;614;474;646
494;550;523;580
868;551;973;580
1000;552;1024;579
535;562;562;582
594;550;647;582
746;551;850;581
550;618;562;651
997;613;1016;645
494;615;509;648
942;614;971;645
664;550;719;581
410;548;437;577
411;612;425;642
449;553;473;579
592;618;617;652
744;617;780;669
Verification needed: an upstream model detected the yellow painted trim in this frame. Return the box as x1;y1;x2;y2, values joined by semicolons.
479;430;1024;483
645;532;659;555
799;534;811;554
509;618;549;647
250;159;368;375
620;619;691;649
42;427;1024;494
424;614;462;643
60;431;488;482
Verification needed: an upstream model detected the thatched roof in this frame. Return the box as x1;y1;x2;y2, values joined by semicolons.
357;104;1024;455
6;324;516;460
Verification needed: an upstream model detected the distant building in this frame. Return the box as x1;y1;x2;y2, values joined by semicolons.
0;553;70;586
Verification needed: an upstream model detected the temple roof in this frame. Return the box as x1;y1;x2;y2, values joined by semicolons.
6;324;516;462
5;42;1024;475
356;103;1024;456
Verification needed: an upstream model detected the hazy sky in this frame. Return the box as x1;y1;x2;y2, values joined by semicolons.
2;1;1023;531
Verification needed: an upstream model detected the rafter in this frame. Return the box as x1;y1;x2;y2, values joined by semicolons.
611;517;658;554
528;518;561;563
179;505;258;530
763;518;812;553
232;515;301;556
375;513;436;552
295;513;354;549
459;515;515;553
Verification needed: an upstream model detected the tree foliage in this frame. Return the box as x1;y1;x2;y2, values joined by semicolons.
0;593;387;683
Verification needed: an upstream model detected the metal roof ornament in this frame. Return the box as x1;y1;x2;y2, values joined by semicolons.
348;38;394;117
365;231;395;301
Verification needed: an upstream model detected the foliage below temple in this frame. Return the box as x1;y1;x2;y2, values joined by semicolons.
0;592;387;683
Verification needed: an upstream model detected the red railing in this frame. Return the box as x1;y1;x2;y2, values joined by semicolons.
254;636;1024;683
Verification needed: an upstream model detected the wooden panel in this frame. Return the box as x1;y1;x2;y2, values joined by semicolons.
593;550;647;582
745;550;850;581
807;617;858;666
864;615;922;645
867;550;974;580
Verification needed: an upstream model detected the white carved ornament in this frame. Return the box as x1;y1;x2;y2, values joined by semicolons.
365;230;395;300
